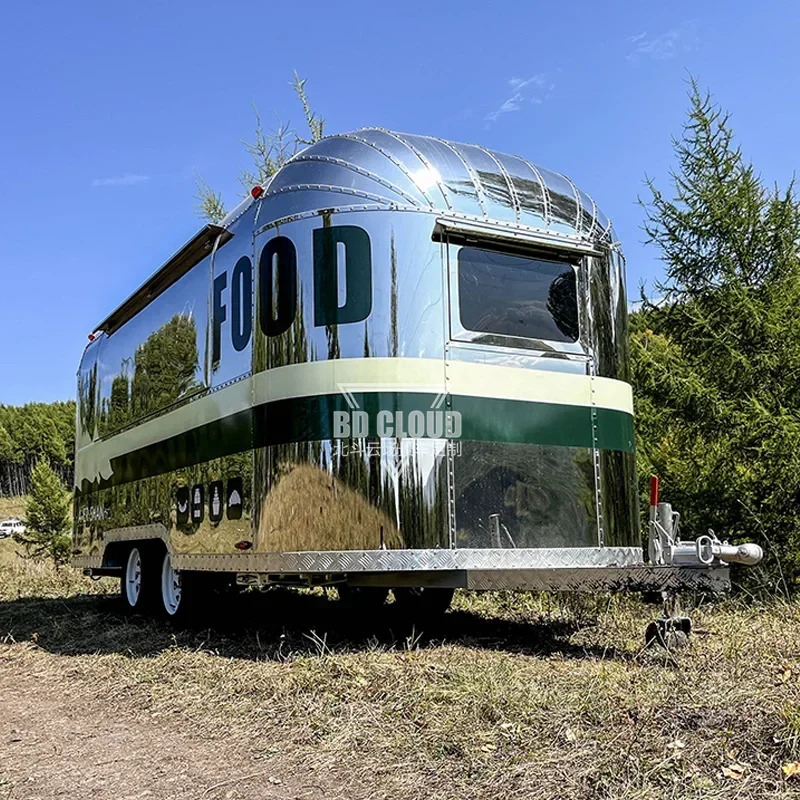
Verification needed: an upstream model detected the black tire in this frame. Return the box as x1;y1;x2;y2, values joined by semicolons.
393;587;454;618
120;545;160;614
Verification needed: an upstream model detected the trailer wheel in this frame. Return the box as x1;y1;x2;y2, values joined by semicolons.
121;546;158;613
159;552;184;618
156;555;218;622
393;587;454;618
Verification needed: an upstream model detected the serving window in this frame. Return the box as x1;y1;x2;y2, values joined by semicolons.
456;246;579;344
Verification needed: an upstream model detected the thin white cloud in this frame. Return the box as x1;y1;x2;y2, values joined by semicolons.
485;74;554;123
627;23;699;62
92;173;151;187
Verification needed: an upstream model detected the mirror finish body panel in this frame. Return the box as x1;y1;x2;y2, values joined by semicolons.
73;129;637;562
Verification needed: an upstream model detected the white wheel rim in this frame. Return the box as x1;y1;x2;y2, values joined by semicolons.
160;554;182;616
124;548;142;607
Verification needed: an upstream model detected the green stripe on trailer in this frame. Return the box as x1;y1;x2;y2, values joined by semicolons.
74;358;634;489
85;393;634;490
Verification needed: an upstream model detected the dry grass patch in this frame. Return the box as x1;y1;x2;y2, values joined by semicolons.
1;555;800;798
0;495;27;521
0;537;115;599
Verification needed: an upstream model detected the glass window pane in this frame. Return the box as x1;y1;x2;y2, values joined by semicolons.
457;246;579;343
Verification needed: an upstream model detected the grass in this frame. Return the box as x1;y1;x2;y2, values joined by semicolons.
0;494;27;521
2;540;800;798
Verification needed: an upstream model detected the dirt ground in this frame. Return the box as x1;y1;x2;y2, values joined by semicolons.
2;544;800;800
0;663;326;800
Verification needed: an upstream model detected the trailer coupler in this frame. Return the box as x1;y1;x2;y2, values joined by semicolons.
647;476;763;568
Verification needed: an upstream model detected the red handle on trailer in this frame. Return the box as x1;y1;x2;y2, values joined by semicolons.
649;475;659;507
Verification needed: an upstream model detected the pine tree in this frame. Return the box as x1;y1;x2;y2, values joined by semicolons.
634;80;800;591
17;459;72;567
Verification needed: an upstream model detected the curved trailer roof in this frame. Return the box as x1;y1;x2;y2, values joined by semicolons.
97;129;613;334
265;128;612;241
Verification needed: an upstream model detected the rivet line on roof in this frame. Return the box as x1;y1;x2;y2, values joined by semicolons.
286;154;424;207
330;132;437;208
370;128;453;211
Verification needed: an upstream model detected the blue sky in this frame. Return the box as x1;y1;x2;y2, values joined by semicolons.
1;0;798;404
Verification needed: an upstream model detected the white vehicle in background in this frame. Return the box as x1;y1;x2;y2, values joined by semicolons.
0;518;25;539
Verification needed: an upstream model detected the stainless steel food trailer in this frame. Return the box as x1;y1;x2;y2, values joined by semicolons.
71;128;762;622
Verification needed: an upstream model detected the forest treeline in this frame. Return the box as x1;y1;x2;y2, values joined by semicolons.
0;402;74;495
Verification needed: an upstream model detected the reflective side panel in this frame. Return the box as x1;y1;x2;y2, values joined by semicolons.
251;209;446;366
73;452;252;557
599;449;638;547
76;339;101;450
211;205;258;387
586;248;637;547
94;255;211;438
587;250;629;382
251;435;449;553
251;209;450;553
611;248;631;383
74;212;255;556
453;441;597;548
446;356;600;549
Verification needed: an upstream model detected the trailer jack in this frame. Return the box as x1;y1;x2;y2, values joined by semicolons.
645;613;692;650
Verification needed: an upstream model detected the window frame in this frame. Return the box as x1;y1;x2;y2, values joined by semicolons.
444;233;586;357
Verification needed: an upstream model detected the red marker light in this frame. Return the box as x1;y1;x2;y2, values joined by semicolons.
88;333;96;342
250;185;264;199
649;475;659;507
